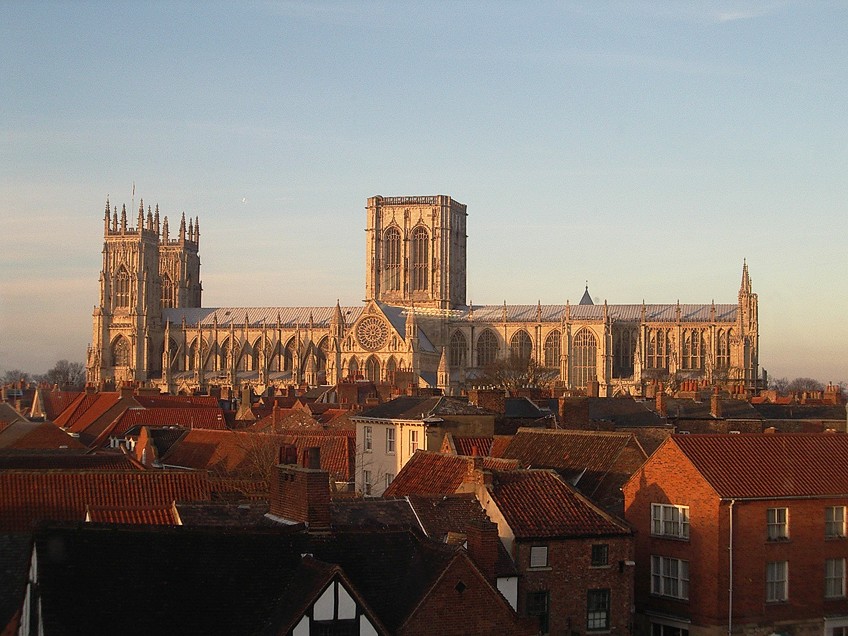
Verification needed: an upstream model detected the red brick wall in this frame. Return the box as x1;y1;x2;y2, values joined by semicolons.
623;439;848;629
515;535;634;635
400;556;536;636
269;464;330;529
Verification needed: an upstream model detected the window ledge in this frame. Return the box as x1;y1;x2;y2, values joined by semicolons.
527;566;552;572
589;565;612;570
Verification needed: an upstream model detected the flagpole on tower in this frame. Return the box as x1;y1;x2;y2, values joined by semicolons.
132;181;135;217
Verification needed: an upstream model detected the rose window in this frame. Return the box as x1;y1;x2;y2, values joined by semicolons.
356;316;389;351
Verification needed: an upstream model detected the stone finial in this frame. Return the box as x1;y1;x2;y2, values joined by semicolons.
137;200;144;230
146;205;153;231
113;206;118;232
162;216;169;242
104;197;111;234
120;204;127;232
179;212;186;241
153;205;160;235
194;216;200;245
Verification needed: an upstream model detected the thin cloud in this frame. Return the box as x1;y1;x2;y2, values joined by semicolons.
714;1;788;23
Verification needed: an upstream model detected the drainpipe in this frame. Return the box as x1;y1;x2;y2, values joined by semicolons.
728;499;735;636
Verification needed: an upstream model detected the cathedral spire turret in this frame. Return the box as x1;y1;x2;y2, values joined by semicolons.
739;259;751;296
188;217;194;242
137;200;144;231
437;346;450;395
146;205;153;231
162;216;169;242
104;197;111;234
153;205;160;235
120;204;127;233
112;206;118;232
179;213;186;241
194;217;200;246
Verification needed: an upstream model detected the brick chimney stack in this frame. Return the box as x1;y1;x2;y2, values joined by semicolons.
656;382;667;416
269;446;330;530
710;386;723;419
465;517;501;585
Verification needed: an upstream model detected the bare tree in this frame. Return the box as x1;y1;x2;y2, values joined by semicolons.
2;369;31;385
40;360;85;389
786;377;825;393
473;355;560;393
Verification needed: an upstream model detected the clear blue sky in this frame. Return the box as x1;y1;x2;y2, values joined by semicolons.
1;1;846;384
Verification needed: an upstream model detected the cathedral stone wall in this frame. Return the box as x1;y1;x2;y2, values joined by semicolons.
88;195;759;397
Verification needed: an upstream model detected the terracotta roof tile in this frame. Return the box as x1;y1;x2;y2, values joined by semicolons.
38;390;83;421
0;470;211;531
86;504;179;525
109;407;227;435
134;395;220;409
384;451;519;498
453;436;493;457
672;433;848;498
0;420;86;451
488;470;630;539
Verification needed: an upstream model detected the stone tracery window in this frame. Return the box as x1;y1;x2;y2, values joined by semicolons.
647;328;670;370
449;330;467;368
383;226;401;292
347;356;359;379
716;329;731;368
115;266;130;309
476;329;499;367
613;328;638;378
510;330;532;361
112;337;130;367
386;356;397;383
572;328;597;389
544;330;561;368
682;329;705;370
161;274;174;309
410;226;429;292
365;356;381;382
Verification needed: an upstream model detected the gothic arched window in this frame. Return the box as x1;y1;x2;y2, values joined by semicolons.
449;330;467;368
647;329;670;370
386;356;397;383
383;227;401;292
476;329;499;367
410;226;429;292
544;330;561;368
317;337;329;372
161;274;174;309
716;329;731;368
572;328;597;389
220;340;231;370
613;328;638;378
188;340;198;371
168;338;180;371
112;337;130;367
115;266;130;309
682;329;705;370
365;356;381;382
347;356;359;379
510;330;532;361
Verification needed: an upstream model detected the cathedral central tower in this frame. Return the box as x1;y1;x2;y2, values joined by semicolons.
364;195;467;310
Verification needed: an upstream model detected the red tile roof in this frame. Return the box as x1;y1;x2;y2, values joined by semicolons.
0;470;211;531
38;390;83;421
671;433;848;498
86;504;179;525
383;451;519;498
453;436;493;457
162;429;355;482
54;392;121;430
134;395;220;409
0;420;87;451
109;407;228;435
488;470;630;539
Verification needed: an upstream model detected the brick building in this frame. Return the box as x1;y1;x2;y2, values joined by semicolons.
623;433;848;636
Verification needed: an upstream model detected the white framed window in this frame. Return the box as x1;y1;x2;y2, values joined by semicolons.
651;621;690;636
767;508;789;541
827;506;846;539
651;556;689;600
385;472;394;488
386;428;395;454
530;546;548;568
827;558;846;598
651;503;689;539
409;429;419;455
363;470;372;496
766;560;788;602
586;589;610;631
363;426;372;452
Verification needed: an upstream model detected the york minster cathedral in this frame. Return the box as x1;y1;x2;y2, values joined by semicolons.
87;195;759;397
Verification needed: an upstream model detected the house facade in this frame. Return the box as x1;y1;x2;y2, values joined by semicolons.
623;433;848;636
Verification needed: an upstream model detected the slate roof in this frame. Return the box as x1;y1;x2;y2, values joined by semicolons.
504;397;552;419
0;403;26;428
657;397;763;420
33;524;468;635
751;403;847;421
671;433;848;498
176;501;271;527
358;396;496;420
383;451;520;498
330;498;419;532
498;428;646;494
572;397;669;428
454;303;737;323
0;534;31;633
0;470;211;531
488;470;631;539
